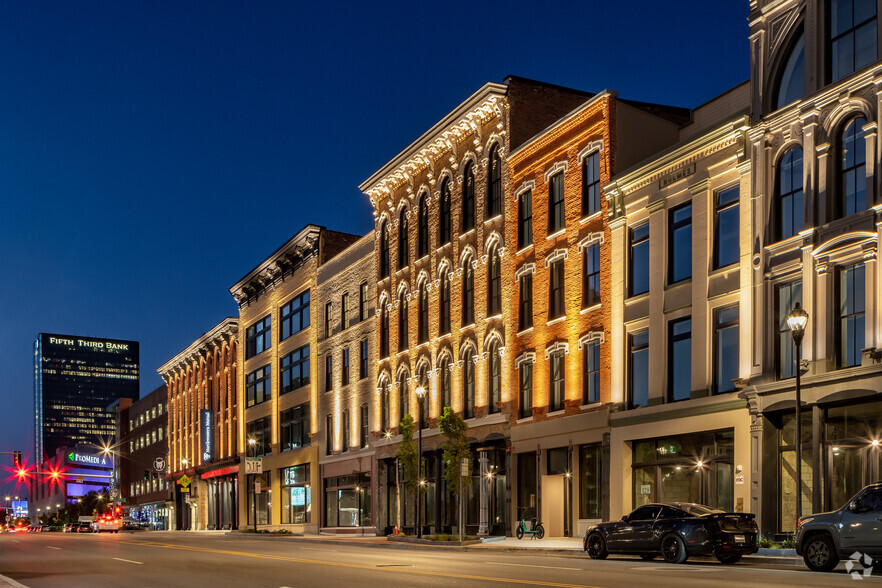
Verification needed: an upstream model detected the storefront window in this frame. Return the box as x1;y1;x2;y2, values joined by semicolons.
281;465;311;524
826;402;882;510
778;412;812;533
579;444;602;519
517;452;538;519
247;472;271;525
324;473;371;527
632;430;734;511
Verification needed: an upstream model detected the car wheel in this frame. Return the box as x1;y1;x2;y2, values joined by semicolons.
803;534;839;572
535;525;545;540
640;554;656;561
585;532;608;560
661;533;688;564
516;526;524;540
715;552;742;564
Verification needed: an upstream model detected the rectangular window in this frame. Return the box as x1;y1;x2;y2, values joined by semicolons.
714;186;739;269
326;414;333;456
246;416;272;456
519;273;533;331
325;302;333;338
549;260;565;319
341;293;349;330
629;330;649;408
342;347;350;386
359;282;369;322
583;341;600;404
668;317;691;402
714;305;739;394
281;465;310;524
280;345;310;394
839;263;866;368
519;361;533;419
776;281;803;379
629;224;650;296
280;290;310;341
360;404;369;448
549;172;565;234
830;0;877;83
325;354;333;392
518;189;533;249
246;365;271;408
280;403;310;451
245;315;272;359
550;352;565;412
359;339;369;380
669;203;692;284
582;152;600;217
579;444;602;519
582;244;600;309
440;276;451;335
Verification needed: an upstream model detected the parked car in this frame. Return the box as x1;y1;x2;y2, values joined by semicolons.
62;523;75;533
584;502;759;564
796;482;882;572
75;522;92;533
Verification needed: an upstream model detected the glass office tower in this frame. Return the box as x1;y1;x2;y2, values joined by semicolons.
34;334;139;461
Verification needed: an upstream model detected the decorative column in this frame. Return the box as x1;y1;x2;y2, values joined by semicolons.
477;448;490;535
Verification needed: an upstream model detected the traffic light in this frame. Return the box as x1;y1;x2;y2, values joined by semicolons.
12;451;21;470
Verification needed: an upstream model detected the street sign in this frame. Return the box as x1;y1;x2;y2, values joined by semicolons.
254;479;262;494
179;474;191;488
460;458;469;477
245;457;263;474
153;457;166;473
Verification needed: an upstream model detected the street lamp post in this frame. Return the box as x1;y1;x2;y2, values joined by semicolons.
787;302;809;525
248;438;257;533
415;385;426;539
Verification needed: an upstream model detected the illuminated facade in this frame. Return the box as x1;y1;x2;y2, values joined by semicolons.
34;333;139;463
506;91;690;537
360;77;593;536
743;0;882;537
316;232;377;534
158;318;238;531
605;84;753;524
230;225;360;532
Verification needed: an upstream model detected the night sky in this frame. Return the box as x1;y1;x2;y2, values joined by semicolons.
0;1;748;495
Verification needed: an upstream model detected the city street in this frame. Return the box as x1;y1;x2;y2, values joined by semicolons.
0;532;878;588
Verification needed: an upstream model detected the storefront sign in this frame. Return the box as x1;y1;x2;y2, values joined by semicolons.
200;410;213;463
201;465;239;480
245;457;263;474
658;163;696;189
66;452;109;467
291;487;306;507
153;457;166;473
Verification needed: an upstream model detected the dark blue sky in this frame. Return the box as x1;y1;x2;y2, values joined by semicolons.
0;1;748;492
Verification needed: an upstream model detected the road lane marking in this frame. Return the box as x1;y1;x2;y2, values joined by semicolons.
45;546;61;550
113;558;144;565
0;573;30;588
119;539;598;588
484;562;581;571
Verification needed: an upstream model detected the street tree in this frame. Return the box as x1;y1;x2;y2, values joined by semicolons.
439;407;470;539
396;413;421;534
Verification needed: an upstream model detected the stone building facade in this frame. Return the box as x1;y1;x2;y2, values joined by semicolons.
360;77;593;536
229;225;360;532
316;232;377;534
505;90;689;537
158;317;239;530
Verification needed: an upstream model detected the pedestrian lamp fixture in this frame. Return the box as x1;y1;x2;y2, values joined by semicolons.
415;385;426;539
787;302;809;523
248;438;257;533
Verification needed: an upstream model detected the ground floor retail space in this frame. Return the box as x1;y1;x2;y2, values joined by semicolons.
320;454;375;534
240;448;319;533
126;501;170;530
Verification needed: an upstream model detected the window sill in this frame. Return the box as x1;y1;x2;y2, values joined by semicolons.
546;229;566;241
626;292;650;302
516;415;534;424
438;331;451;340
516;243;534;256
460;323;476;332
416;254;430;264
484;214;502;225
546;409;565;417
546;316;566;326
580;303;601;315
417;341;430;349
580;211;602;224
485;313;503;322
517;327;533;337
436;242;452;253
396;349;408;357
579;401;603;410
459;229;476;240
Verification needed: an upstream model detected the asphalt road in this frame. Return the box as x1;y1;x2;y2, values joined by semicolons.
0;531;879;588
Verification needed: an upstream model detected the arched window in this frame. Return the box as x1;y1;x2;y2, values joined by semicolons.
840;116;867;217
439;356;451;409
462;259;475;325
398;371;409;421
439;179;452;245
463;161;476;231
487;244;501;316
439;269;451;335
418;195;429;258
776;147;804;241
380;305;389;358
418;281;429;343
488;339;500;414
380;220;391;278
775;32;804;110
380;379;390;431
398;291;409;350
398;208;409;269
488;144;502;217
462;347;475;419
